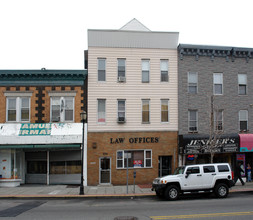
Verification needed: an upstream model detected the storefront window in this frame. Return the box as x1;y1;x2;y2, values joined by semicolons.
117;150;152;169
50;161;81;174
27;161;47;174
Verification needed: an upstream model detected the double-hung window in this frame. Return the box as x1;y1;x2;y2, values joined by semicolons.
161;99;169;122
5;92;32;122
188;72;198;94
118;59;126;82
98;58;106;82
213;73;223;95
98;99;106;123
160;60;168;82
50;97;74;122
214;109;223;131
142;59;150;83
188;110;198;132
117;150;152;168
142;99;150;123
238;73;247;95
117;100;126;122
239;110;248;131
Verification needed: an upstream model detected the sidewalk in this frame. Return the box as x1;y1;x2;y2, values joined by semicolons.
0;182;253;199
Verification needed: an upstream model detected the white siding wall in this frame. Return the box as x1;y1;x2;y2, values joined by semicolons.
88;47;178;132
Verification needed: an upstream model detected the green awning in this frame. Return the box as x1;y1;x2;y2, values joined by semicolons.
0;144;80;149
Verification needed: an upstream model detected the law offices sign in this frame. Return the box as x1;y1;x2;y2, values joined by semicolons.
179;134;239;154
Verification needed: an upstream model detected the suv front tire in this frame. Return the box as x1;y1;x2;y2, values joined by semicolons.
165;185;180;200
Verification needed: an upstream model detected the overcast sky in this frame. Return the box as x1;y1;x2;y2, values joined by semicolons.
0;0;252;69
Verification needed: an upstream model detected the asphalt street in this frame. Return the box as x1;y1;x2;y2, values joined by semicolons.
0;191;253;220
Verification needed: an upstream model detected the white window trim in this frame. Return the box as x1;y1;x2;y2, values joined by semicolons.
214;109;223;131
238;73;247;95
97;99;106;124
161;99;169;123
239;110;248;131
142;99;150;124
188;110;198;132
6;96;31;123
117;58;126;81
48;91;77;97
188;72;198;94
117;99;126;119
116;149;152;169
142;59;150;83
213;73;223;95
98;58;106;82
49;96;75;122
160;59;169;82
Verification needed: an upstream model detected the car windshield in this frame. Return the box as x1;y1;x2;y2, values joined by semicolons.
173;166;185;175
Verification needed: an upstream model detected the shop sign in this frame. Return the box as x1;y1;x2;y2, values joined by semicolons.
179;134;239;154
19;123;52;136
110;137;159;144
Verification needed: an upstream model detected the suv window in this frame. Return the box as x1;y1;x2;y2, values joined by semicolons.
204;166;215;173
218;165;229;172
187;167;200;174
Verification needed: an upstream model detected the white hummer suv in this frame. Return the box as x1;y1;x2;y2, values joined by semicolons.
152;163;234;200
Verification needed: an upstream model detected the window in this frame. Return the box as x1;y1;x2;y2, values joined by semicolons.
238;74;247;95
239;110;248;131
188;110;198;132
118;100;126;122
142;99;150;123
117;150;152;168
204;166;215;173
161;99;169;122
50;97;74;122
118;59;126;82
98;58;106;81
160;60;168;82
142;59;150;83
50;161;81;174
213;73;223;95
188;72;198;94
186;166;200;174
6;97;30;122
218;165;229;172
98;99;106;123
214;110;223;131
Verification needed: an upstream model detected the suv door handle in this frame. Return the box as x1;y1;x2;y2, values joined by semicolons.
197;174;202;176
212;173;216;175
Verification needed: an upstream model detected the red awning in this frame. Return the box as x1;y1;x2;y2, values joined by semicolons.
239;134;253;152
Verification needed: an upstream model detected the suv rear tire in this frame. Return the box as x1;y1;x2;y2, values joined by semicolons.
165;185;180;200
214;183;228;198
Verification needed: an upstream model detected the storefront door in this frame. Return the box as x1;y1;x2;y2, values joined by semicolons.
99;157;111;184
158;156;172;177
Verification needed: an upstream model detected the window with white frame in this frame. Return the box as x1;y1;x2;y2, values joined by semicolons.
161;99;169;122
188;72;198;94
160;60;168;82
6;97;30;122
117;100;125;122
117;150;152;168
213;73;223;95
142;59;150;83
118;58;126;82
239;110;248;131
214;109;223;131
142;99;150;123
188;110;198;132
238;73;247;95
98;99;106;123
98;58;106;82
50;97;74;122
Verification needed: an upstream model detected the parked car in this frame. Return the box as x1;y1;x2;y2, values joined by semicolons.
152;163;234;200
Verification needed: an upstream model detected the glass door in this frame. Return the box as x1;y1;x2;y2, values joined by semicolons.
158;156;172;177
99;157;111;184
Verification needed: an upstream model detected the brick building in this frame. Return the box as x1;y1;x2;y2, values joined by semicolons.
87;19;179;185
0;69;87;185
178;44;253;171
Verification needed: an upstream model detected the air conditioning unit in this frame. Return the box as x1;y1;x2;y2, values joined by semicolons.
118;76;126;82
117;116;126;123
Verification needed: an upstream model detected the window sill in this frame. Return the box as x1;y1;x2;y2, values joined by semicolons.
116;167;153;170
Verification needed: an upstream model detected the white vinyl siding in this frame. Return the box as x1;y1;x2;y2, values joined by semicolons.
88;47;178;132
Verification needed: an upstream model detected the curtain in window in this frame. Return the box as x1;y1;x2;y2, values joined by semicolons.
98;99;106;122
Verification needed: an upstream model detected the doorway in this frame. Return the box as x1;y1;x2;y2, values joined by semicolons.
158;156;172;177
99;157;111;184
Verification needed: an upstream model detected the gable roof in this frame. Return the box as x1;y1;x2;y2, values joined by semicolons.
120;18;151;32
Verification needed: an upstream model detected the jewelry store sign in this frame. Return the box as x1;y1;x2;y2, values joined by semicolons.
19;123;52;136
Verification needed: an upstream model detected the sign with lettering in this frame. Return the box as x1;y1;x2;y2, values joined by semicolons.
19;123;52;136
110;137;159;144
